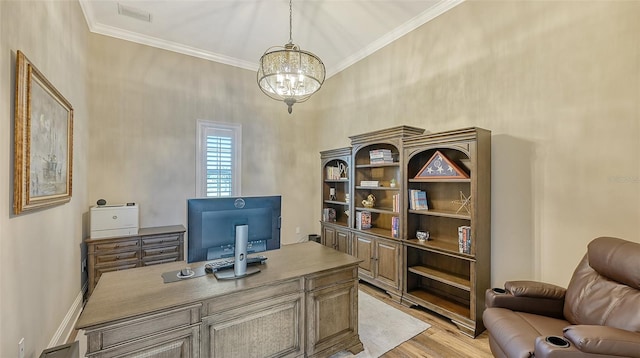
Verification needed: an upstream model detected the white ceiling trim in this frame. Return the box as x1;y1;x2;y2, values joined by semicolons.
79;0;464;78
330;0;464;77
79;0;258;71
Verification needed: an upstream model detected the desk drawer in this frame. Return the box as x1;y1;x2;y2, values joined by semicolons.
305;266;358;291
95;304;201;350
141;234;182;247
94;239;139;252
204;278;302;316
142;245;180;258
95;251;139;265
142;254;181;266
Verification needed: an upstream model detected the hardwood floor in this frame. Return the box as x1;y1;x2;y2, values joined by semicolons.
359;283;494;358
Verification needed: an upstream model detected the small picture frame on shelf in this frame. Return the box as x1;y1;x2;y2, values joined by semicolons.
329;187;337;201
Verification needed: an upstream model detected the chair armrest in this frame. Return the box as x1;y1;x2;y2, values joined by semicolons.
505;280;566;299
563;325;640;358
485;280;566;319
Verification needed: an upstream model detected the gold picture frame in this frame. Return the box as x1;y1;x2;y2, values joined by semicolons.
14;50;73;215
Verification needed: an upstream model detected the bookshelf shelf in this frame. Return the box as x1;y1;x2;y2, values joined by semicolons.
357;226;394;239
355;206;397;215
407;265;471;291
324;200;349;206
404;289;470;320
325;179;350;183
355;162;400;169
355;186;400;191
404;239;475;260
408;208;470;220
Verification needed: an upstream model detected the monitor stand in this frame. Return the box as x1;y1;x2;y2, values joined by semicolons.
214;266;260;280
215;224;261;280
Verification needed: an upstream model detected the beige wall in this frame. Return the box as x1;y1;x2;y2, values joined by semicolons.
0;1;89;357
86;34;318;245
315;1;640;286
1;0;639;356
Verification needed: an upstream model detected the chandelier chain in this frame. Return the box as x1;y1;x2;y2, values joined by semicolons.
289;0;293;43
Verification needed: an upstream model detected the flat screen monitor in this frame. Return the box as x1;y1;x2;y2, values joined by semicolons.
187;196;281;263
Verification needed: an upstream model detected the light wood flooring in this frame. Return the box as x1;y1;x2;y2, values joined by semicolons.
359;282;494;358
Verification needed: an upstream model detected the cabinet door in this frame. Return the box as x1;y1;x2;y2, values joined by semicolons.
86;326;200;358
354;234;374;279
203;293;304;358
322;225;336;249
375;239;401;290
335;229;351;255
306;280;358;356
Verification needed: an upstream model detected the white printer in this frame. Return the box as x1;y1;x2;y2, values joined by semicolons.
90;203;139;239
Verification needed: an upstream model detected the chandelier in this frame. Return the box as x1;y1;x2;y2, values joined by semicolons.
257;0;325;114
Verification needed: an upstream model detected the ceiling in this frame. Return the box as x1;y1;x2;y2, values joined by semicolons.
79;0;462;78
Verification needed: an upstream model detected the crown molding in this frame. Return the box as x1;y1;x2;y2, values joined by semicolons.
79;0;463;78
327;0;464;77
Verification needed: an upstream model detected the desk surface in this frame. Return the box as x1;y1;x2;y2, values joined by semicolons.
76;241;361;329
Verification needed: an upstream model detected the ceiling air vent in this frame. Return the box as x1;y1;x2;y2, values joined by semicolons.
117;3;152;22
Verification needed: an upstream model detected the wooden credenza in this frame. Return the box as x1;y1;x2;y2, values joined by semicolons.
85;225;185;297
76;241;364;358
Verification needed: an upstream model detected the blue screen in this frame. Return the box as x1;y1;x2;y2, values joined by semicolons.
187;196;281;263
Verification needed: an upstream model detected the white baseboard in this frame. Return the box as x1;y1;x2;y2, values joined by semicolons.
49;282;87;347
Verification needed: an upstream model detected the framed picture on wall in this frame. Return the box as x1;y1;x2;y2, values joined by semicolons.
13;50;74;215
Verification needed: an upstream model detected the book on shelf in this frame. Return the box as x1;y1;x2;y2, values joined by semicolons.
369;149;393;164
458;225;472;254
408;189;429;210
391;216;399;238
326;166;341;180
322;208;336;222
356;211;372;230
360;180;380;187
369;149;392;157
392;193;400;212
416;191;428;210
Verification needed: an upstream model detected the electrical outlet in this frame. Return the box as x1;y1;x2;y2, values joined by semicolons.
295;227;300;234
18;338;25;358
81;258;87;272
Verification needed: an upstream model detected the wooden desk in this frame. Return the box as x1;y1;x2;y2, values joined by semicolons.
76;242;364;358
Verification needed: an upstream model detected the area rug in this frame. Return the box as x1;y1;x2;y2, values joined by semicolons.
331;291;431;358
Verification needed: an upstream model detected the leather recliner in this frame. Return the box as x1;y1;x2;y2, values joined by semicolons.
483;237;640;358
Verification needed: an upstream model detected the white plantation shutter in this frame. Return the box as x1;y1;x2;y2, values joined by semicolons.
205;135;233;196
196;121;241;197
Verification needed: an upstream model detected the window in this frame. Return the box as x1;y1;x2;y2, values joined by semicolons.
196;120;241;197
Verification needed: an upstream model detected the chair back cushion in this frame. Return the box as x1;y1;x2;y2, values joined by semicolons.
564;237;640;332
